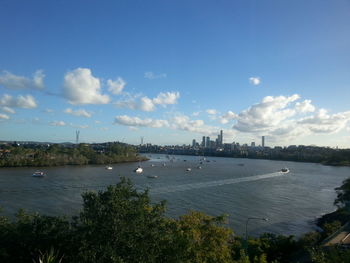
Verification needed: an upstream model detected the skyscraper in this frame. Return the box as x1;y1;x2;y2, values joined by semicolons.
202;136;206;147
220;130;223;146
206;136;210;148
262;136;265;148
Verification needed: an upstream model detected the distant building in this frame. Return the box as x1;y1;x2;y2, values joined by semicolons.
206;136;210;148
251;142;255;147
262;136;265;148
220;130;223;146
201;136;205;147
192;139;196;148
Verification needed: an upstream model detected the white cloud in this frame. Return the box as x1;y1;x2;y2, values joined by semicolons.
63;68;110;105
0;94;37;109
0;113;10;120
0;70;45;90
220;111;237;124
115;91;180;112
107;77;126;95
233;94;299;133
249;77;261;86
153;92;180;106
1;106;15;114
192;111;201;116
64;108;92;118
144;71;167;79
206;109;218;115
140;97;156;112
114;115;169;128
50;121;66;126
295;99;315;113
298;109;350;134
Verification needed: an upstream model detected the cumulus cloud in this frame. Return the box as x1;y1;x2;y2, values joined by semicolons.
115;91;180;112
153;92;180;106
220;111;237;124
295;99;315;113
249;77;261;86
144;72;167;79
63;68;110;105
1;106;15;114
233;94;300;133
206;109;218;115
0;70;45;90
50;121;66;126
192;111;201;116
0;113;10;120
107;77;126;95
298;109;350;133
0;94;37;109
64;108;92;118
114;115;169;128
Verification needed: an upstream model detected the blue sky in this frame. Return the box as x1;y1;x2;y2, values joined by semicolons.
1;0;350;147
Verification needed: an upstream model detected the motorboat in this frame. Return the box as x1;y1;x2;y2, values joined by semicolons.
197;166;202;169
134;167;143;174
151;164;155;167
186;168;191;172
32;171;45;177
105;166;113;170
280;168;290;173
147;175;158;179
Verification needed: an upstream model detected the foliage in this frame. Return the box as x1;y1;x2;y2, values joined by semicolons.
335;178;350;208
32;247;64;263
0;142;142;167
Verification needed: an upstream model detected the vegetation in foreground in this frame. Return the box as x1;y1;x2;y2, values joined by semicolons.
0;177;350;263
0;143;146;167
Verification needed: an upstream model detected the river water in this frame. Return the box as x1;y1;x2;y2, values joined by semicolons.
0;154;349;237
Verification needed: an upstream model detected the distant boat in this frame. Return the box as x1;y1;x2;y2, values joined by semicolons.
186;168;191;172
105;166;113;170
134;167;143;174
147;175;158;179
280;168;290;173
197;166;202;169
151;164;155;167
32;171;45;177
162;163;166;167
238;163;244;166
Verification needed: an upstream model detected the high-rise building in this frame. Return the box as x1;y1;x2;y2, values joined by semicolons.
220;130;223;146
192;139;196;148
251;142;255;147
206;136;210;148
262;136;265;148
201;136;205;147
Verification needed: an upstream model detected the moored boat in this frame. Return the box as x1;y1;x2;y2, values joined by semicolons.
32;171;45;177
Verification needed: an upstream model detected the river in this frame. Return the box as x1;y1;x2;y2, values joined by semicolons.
0;154;349;237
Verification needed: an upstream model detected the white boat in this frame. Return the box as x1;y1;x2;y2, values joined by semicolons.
32;171;45;177
280;168;290;173
147;175;158;179
197;166;202;169
134;167;143;174
186;168;191;172
151;164;155;167
105;166;113;170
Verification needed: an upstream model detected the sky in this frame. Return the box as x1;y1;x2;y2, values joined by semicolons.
0;0;350;147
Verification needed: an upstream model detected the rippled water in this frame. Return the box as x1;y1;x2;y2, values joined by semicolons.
0;154;349;237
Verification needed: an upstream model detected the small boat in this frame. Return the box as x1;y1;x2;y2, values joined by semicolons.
32;171;45;177
197;166;202;169
147;175;158;179
186;168;191;172
105;166;113;170
134;167;143;174
151;164;155;167
281;168;290;173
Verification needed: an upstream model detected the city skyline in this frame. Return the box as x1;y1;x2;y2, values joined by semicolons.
1;1;350;148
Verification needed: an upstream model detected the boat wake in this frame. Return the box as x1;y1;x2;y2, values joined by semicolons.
151;172;283;194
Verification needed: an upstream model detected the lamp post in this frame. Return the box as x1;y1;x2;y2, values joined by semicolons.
245;217;268;253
